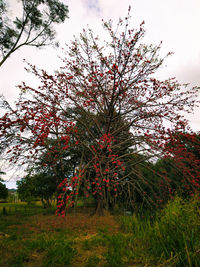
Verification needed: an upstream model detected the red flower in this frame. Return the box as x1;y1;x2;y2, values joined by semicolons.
112;64;118;70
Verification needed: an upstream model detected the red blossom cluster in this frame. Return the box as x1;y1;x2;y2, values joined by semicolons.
56;171;84;217
56;133;125;216
164;132;200;196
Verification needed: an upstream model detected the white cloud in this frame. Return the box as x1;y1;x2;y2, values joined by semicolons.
81;0;101;14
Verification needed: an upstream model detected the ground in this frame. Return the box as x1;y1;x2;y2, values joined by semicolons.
0;197;200;266
0;207;121;267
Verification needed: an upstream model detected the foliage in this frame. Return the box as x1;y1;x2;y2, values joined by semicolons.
17;176;35;204
163;132;200;198
17;172;57;207
149;196;200;264
0;7;199;215
0;181;8;199
0;170;8;200
0;218;76;266
0;0;69;67
119;196;200;266
116;154;161;212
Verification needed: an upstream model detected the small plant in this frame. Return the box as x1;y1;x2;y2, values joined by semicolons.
82;239;93;250
26;234;76;266
97;226;108;234
119;213;152;238
9;249;30;266
86;255;101;267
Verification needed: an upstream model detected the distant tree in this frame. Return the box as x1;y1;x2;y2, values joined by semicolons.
0;169;5;181
0;181;8;199
17;171;57;207
17;175;35;204
29;172;57;207
0;0;69;67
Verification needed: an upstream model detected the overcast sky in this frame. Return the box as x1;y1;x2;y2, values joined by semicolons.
1;0;200;188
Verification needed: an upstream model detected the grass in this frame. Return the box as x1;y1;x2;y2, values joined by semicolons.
0;196;199;266
119;195;200;266
0;202;45;216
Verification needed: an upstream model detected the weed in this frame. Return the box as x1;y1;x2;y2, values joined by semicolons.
86;255;101;267
97;226;108;234
82;235;106;250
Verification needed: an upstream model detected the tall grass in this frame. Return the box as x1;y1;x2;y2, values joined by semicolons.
119;195;200;266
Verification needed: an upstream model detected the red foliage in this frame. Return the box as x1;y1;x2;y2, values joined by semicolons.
164;132;200;196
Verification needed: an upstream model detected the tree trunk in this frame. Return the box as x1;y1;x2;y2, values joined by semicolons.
41;198;47;208
94;198;104;216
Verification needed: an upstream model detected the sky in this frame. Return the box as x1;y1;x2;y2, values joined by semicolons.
0;0;200;188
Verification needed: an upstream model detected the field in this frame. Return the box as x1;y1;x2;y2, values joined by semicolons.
0;196;200;266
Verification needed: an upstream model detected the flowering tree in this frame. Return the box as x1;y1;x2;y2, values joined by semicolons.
163;132;200;197
0;8;199;215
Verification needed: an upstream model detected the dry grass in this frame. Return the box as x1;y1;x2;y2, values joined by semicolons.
0;208;120;267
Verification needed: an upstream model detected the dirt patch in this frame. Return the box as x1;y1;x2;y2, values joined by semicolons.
20;208;120;235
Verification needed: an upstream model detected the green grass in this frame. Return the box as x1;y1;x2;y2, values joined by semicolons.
0;202;56;216
86;255;101;267
0;217;76;266
25;234;76;266
118;195;200;266
0;234;76;267
0;196;199;266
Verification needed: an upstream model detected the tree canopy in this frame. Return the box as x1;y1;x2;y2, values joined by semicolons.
0;181;8;199
0;0;69;67
17;171;57;207
164;132;200;197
